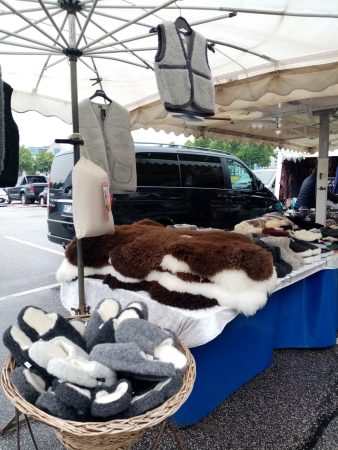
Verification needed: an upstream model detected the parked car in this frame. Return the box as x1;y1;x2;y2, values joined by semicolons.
47;144;282;246
6;175;48;204
38;187;48;207
253;169;276;193
0;187;8;206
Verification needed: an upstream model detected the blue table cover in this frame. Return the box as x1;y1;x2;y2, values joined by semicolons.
174;268;338;427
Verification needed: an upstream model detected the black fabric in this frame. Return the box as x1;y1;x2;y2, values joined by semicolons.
254;239;292;279
0;69;4;174
289;216;323;230
294;172;317;210
0;81;19;187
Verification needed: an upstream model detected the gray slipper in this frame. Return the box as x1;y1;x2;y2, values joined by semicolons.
36;392;81;421
28;336;89;372
17;306;85;349
153;374;183;400
3;325;34;368
87;318;116;352
47;357;117;388
11;367;48;404
122;390;164;418
91;379;132;418
85;298;121;351
115;319;187;371
54;382;92;413
115;318;173;354
125;302;149;320
90;342;176;380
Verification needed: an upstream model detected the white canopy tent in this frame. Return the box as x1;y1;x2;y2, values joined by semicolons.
1;0;338;310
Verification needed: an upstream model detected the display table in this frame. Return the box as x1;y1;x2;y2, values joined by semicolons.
60;255;338;426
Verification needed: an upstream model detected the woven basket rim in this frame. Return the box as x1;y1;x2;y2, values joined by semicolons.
1;340;196;437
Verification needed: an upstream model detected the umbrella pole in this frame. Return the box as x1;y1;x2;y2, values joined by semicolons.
68;54;87;315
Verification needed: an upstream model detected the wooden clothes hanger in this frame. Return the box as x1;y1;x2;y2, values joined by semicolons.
89;89;112;103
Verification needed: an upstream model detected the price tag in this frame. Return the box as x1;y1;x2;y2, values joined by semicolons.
102;182;111;220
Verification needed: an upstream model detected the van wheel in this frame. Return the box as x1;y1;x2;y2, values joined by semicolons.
21;194;28;205
39;196;46;206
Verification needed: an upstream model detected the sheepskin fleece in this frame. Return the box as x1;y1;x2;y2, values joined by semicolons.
58;220;277;315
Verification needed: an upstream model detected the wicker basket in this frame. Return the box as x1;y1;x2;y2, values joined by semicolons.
1;341;196;450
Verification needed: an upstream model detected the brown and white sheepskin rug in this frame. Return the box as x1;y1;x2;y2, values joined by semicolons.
56;220;277;316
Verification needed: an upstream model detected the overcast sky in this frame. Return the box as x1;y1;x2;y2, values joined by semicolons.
13;111;189;148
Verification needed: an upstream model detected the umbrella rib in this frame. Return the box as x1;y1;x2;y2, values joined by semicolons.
0;28;62;52
79;0;178;52
33;13;69;93
83;8;152;29
92;4;338;18
208;39;276;63
0;6;59;16
81;54;150;68
0;39;60;53
79;10;154;70
37;0;69;47
86;47;157;54
214;47;249;75
0;0;65;49
75;0;100;48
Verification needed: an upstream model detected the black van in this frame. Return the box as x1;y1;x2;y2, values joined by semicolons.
47;143;281;246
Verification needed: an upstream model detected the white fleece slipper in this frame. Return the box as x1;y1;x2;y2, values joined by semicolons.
28;336;89;371
47;357;117;388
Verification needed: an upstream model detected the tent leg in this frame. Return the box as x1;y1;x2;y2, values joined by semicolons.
315;111;332;225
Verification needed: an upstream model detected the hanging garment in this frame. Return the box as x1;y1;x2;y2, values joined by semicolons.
0;66;4;174
154;21;215;118
0;81;19;187
78;99;136;193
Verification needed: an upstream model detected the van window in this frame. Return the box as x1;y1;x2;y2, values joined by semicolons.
50;152;74;189
178;153;224;188
136;152;180;187
226;159;254;190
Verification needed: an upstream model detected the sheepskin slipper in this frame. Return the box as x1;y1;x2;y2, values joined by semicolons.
113;307;145;328
54;382;92;413
36;392;82;421
91;379;132;418
11;367;48;404
124;301;149;320
292;229;322;242
47;357;117;388
69;318;86;337
85;298;121;351
17;306;85;349
89;318;116;352
291;238;322;255
154;343;187;373
122;390;165;418
28;336;89;372
3;325;34;367
115;318;174;354
90;342;176;380
155;374;183;400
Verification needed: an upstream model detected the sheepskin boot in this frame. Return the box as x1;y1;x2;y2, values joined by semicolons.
261;236;304;270
17;306;85;349
91;379;132;418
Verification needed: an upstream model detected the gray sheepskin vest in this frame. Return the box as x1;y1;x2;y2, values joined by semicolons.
78;99;136;193
154;21;215;117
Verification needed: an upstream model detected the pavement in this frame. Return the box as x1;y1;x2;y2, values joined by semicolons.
1;287;338;449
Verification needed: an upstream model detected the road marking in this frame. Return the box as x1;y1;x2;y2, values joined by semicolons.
3;236;64;256
0;283;61;301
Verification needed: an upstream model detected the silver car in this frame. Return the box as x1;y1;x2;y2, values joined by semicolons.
0;187;8;206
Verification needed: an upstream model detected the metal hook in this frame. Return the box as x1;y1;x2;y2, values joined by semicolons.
175;1;182;16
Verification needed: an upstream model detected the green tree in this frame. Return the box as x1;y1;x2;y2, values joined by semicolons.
19;146;34;174
184;137;274;168
34;150;54;174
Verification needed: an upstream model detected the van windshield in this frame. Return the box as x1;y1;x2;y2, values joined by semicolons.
49;152;74;189
253;170;275;185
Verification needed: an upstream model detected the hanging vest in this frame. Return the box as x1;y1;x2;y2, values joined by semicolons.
0;81;19;187
154;21;215;118
78;99;136;193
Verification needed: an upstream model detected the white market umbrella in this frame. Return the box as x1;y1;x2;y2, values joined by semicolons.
1;1;338;312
